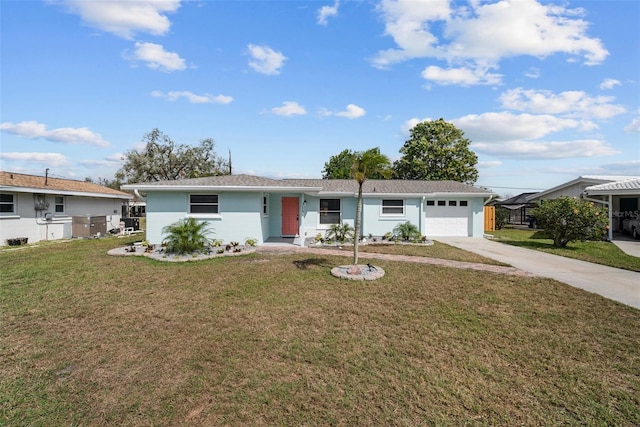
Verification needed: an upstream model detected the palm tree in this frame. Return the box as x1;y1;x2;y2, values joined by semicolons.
351;148;392;265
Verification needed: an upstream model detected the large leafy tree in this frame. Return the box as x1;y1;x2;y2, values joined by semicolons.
351;148;393;266
393;119;479;184
116;129;230;183
323;149;390;180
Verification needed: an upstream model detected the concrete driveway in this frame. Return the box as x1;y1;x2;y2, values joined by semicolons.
436;237;640;310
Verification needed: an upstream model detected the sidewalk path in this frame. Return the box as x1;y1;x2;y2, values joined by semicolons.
436;237;640;310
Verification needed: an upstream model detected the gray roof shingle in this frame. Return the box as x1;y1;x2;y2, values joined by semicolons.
124;174;493;196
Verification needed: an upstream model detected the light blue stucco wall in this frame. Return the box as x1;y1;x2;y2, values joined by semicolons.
145;191;266;245
471;198;485;237
145;190;488;245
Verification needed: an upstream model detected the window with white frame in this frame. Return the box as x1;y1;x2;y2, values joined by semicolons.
381;199;404;215
460;200;468;207
54;196;65;213
262;194;269;216
189;194;219;214
0;193;14;213
319;199;340;224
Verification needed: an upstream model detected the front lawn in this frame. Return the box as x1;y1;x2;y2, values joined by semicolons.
1;237;639;425
487;228;640;272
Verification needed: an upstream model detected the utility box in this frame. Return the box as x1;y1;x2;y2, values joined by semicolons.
72;216;107;238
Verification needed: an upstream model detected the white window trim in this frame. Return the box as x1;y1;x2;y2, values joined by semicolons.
189;194;220;215
54;196;65;213
0;193;16;215
318;198;341;227
380;199;405;216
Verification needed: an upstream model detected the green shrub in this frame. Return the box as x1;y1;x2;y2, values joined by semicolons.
495;207;510;230
532;197;608;247
325;222;354;243
393;221;421;241
161;217;213;255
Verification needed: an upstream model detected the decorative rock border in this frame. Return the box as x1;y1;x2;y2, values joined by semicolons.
107;246;255;262
330;264;385;281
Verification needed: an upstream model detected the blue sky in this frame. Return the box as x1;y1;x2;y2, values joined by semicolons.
1;0;638;196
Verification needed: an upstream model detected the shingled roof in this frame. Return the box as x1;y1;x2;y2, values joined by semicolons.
123;174;493;196
0;171;132;199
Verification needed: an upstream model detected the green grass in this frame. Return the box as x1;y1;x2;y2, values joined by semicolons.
1;237;639;426
356;241;509;265
487;228;640;272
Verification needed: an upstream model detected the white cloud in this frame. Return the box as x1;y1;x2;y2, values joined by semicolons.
453;112;582;142
151;90;233;104
472;139;618;159
247;44;286;75
624;117;640;133
478;160;502;168
444;0;608;65
0;121;110;147
421;65;502;86
318;1;339;26
373;0;608;85
335;104;366;119
499;88;626;119
126;42;186;72
60;0;181;39
270;101;307;117
524;67;541;79
320;104;366;119
599;78;621;90
0;152;70;167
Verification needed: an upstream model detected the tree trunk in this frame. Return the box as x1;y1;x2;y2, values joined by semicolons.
353;183;363;265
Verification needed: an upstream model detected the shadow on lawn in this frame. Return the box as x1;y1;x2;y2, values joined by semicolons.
292;258;332;270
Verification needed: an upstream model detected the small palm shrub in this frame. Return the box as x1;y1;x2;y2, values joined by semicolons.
393;221;421;241
325;222;354;243
162;217;213;255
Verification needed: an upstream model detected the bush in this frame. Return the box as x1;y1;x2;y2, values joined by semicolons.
325;222;354;244
531;197;608;247
495;207;510;230
162;217;213;255
393;221;421;241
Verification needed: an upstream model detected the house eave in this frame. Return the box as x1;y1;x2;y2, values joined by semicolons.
121;184;322;193
0;185;133;199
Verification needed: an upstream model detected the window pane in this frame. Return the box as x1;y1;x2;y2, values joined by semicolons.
437;200;446;206
0;204;13;213
460;201;468;206
426;200;435;206
320;211;340;224
383;199;403;207
0;194;13;202
190;194;217;204
449;201;457;206
190;204;218;214
320;199;340;211
55;205;64;213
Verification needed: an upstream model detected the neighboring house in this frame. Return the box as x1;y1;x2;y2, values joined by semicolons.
122;174;495;246
1;171;133;245
526;175;640;239
493;192;538;226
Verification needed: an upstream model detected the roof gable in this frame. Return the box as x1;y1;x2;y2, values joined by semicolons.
0;171;132;199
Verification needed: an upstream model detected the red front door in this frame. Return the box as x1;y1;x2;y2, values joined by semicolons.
281;197;299;236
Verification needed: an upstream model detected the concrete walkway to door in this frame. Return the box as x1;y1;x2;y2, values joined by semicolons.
436;237;640;310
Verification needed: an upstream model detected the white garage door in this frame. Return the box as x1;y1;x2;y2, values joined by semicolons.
425;201;469;236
